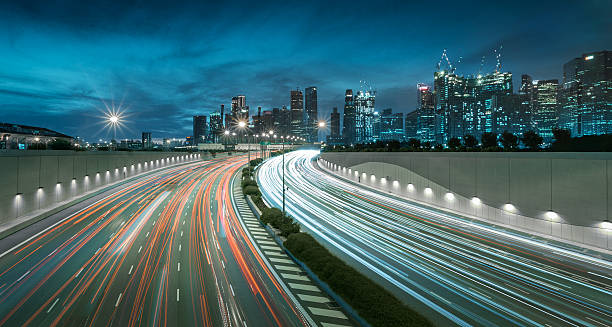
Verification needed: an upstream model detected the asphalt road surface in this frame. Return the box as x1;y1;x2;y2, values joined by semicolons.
257;149;612;327
0;155;312;327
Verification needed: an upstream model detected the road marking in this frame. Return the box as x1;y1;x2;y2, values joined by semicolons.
181;231;183;237
75;268;83;278
321;323;351;327
138;246;142;253
297;294;329;303
95;248;101;255
176;289;180;302
261;245;281;251
47;298;60;313
269;257;293;264
146;232;149;237
179;244;182;252
128;265;133;275
281;273;309;281
18;271;30;282
221;261;225;269
47;249;57;257
152;220;156;226
183;220;185;225
250;231;268;236
115;293;122;307
230;284;235;297
264;251;286;257
177;262;181;271
308;307;347;319
257;240;277;245
289;283;320;292
120;221;125;226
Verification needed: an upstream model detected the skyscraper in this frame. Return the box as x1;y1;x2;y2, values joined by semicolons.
561;51;611;136
290;89;303;137
193;115;208;145
231;95;247;123
304;86;318;142
532;79;559;141
329;107;340;143
416;83;436;143
518;74;534;133
354;87;375;143
342;89;356;144
433;70;466;144
209;104;224;142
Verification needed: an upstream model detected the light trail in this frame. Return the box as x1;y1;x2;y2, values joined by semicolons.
0;155;311;326
257;149;612;327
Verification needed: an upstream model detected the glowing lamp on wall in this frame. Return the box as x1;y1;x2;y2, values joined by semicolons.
424;187;433;196
503;203;516;212
471;197;481;205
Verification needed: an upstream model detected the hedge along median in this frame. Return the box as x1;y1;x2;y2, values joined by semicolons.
240;158;431;327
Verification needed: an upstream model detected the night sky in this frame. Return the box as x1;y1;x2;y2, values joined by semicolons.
0;0;610;141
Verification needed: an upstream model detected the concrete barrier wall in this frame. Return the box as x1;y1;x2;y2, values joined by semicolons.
319;152;612;250
0;151;203;228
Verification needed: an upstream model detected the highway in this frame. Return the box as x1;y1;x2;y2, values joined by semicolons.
257;150;612;327
0;155;311;326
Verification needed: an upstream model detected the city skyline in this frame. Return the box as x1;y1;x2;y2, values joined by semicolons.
0;0;610;141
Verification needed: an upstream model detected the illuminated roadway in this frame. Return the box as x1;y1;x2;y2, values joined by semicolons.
0;155;312;326
257;150;612;327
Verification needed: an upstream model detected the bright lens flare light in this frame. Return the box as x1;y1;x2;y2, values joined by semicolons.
109;115;119;124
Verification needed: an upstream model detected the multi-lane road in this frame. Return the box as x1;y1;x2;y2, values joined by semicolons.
0;155;311;326
257;150;612;327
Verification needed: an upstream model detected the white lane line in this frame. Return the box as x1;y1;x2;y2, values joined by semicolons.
181;231;183;237
179;244;182;252
230;284;235;297
221;261;225;269
257;240;277;245
264;251;286;257
75;268;84;278
17;271;30;282
152;220;156;226
47;249;57;257
95;248;101;255
585;316;609;326
177;262;181;272
183;220;185;225
138;246;142;253
128;265;134;275
146;232;149;237
260;245;281;251
176;289;180;302
289;283;320;292
47;298;60;313
115;293;122;307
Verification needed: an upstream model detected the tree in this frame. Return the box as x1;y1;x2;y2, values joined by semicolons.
447;137;461;151
48;139;73;150
463;135;478;150
481;132;498;149
499;131;518;151
408;138;421;151
521;130;543;150
551;128;572;151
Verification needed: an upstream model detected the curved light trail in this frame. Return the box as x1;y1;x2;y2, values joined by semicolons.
257;149;612;327
0;155;311;326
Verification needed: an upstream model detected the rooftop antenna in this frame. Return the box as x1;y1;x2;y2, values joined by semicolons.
494;45;503;73
437;49;454;73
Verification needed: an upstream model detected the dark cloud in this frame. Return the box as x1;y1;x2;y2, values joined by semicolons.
0;0;610;140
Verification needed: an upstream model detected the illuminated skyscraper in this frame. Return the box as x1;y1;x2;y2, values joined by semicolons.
416;83;436;143
354;87;376;143
380;108;404;141
342;89;356;144
290;89;303;137
141;132;152;149
304;86;318;142
433;71;465;144
327;107;342;144
561;51;611;136
532;79;559;141
231;95;247;122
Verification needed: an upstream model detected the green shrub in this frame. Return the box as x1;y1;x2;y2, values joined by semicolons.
243;185;261;196
241;178;257;189
284;233;431;327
